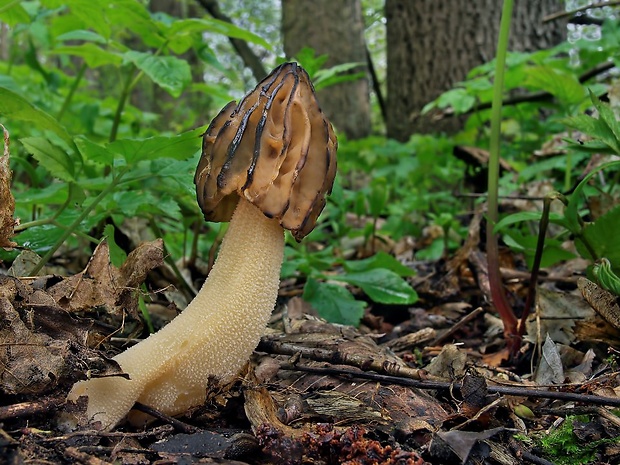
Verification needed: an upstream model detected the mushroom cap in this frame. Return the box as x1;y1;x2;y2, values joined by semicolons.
194;62;337;241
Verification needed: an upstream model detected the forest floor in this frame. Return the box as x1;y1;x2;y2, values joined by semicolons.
1;190;620;465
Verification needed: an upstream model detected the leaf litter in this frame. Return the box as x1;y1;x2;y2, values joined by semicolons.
2;160;620;463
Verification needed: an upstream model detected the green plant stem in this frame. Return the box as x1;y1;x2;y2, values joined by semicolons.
57;62;87;122
108;43;167;143
487;0;519;353
109;71;134;143
148;218;196;299
518;192;567;336
28;167;130;276
15;218;98;244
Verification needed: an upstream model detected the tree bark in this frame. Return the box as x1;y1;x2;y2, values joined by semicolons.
195;0;267;81
386;0;566;141
282;0;371;140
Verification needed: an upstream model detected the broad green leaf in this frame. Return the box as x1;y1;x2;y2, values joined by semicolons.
503;232;575;269
105;0;163;48
15;224;64;253
435;88;476;113
576;114;620;152
20;137;76;182
331;269;418;305
565;160;620;234
124;51;191;98
74;136;115;165
15;183;68;206
55;29;107;44
167;18;271;51
51;43;122;68
0;0;30;25
103;225;127;267
313;71;365;91
494;211;567;233
590;89;620;148
314;62;365;90
368;178;389;217
107;191;181;219
576;205;620;265
343;251;415;277
47;0;111;39
564;92;620;155
107;128;203;164
303;278;365;326
0;87;74;147
524;65;585;106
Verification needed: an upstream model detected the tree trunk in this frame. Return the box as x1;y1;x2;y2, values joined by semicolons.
386;0;566;141
282;0;371;140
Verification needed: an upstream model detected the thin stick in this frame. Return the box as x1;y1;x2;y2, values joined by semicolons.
431;306;486;346
279;363;620;408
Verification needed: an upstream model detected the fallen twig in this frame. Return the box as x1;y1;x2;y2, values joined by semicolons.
133;402;199;434
0;397;65;421
279;363;620;408
258;337;445;382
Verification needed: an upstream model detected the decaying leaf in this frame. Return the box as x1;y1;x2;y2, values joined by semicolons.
426;344;467;379
579;277;620;330
0;275;124;396
525;287;594;345
0;124;17;248
432;427;505;464
48;239;164;322
256;316;448;440
0;297;68;395
0;239;164;396
534;334;564;385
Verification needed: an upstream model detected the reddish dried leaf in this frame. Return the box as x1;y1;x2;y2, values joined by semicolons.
0;124;17;249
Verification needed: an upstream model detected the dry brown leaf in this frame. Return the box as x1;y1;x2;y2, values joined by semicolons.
0;296;68;395
579;277;620;330
0;124;17;249
0;275;125;396
48;239;164;322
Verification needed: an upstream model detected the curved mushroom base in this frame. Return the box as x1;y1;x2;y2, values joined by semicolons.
67;198;284;430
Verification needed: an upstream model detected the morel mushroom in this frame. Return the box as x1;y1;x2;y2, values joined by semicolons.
67;62;337;430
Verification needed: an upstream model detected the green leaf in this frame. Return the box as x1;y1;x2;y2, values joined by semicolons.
167;18;271;52
20;137;76;182
103;225;126;267
52;43;122;68
124;51;191;97
524;65;585;106
0;0;30;26
494;211;567;233
303;278;365;326
503;232;575;269
593;258;620;296
343;251;415;277
368;178;389;217
74;136;115;165
435;88;476;113
50;0;111;39
107;128;203;164
55;29;107;44
577;205;620;265
331;269;418;305
15;224;65;253
564;91;620;155
313;62;365;90
565;160;620;234
0;86;74;147
104;0;162;47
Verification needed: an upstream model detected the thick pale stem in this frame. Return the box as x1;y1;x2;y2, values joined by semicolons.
67;198;284;429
